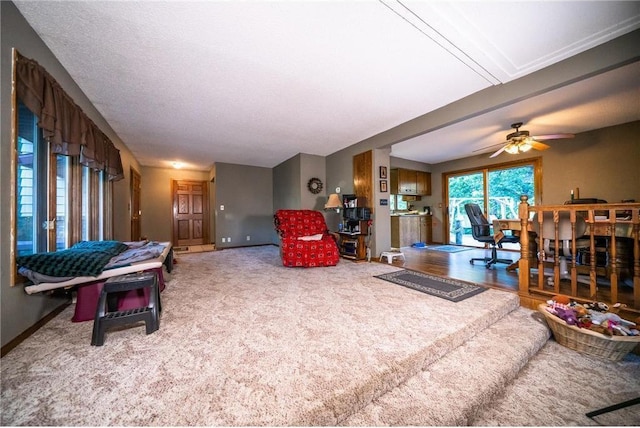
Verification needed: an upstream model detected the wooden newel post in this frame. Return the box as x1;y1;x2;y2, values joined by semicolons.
518;195;531;294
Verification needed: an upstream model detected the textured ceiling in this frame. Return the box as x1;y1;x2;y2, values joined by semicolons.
13;1;640;170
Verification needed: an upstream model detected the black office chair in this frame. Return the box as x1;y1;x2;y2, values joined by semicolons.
464;203;520;268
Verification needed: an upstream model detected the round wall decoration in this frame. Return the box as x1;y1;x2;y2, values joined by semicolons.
307;177;323;194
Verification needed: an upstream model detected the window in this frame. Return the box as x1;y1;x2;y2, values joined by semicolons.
56;155;70;251
16;102;46;256
12;52;123;285
15;101;111;258
82;166;90;241
445;159;541;246
390;194;408;211
82;166;106;242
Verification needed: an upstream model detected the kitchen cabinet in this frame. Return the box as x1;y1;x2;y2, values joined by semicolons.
416;171;431;196
420;214;432;243
390;168;431;196
398;169;417;194
391;215;432;248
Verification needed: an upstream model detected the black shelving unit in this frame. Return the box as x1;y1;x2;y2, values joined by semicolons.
339;195;371;260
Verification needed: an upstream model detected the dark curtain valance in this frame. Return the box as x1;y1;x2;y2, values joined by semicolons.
15;52;124;181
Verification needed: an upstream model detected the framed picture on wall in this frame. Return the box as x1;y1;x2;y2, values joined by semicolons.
379;166;387;179
380;180;387;192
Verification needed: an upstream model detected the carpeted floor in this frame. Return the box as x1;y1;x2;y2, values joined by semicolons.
473;340;640;426
1;245;639;426
0;246;518;425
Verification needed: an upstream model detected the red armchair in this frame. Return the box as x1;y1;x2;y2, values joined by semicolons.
274;210;340;267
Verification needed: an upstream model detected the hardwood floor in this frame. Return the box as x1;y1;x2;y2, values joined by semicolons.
378;245;637;313
378;245;521;293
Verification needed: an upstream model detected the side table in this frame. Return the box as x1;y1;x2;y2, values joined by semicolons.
338;232;367;260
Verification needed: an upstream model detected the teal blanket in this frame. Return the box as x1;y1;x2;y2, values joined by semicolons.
17;241;128;277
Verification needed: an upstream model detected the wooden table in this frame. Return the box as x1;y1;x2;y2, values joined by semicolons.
493;218;636;240
492;219;530;271
493;218;637;273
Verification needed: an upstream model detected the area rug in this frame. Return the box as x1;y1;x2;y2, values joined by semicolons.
427;245;472;253
375;269;486;302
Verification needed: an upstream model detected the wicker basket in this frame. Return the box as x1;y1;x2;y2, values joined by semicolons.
538;304;640;361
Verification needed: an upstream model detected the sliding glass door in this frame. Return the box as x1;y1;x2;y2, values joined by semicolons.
448;172;485;246
445;159;540;247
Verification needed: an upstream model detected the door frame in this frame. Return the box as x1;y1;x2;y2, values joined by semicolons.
130;167;142;241
172;179;210;247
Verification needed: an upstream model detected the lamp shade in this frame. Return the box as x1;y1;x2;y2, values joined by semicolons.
325;193;341;210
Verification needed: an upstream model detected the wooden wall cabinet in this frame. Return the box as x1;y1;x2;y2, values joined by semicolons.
390;168;399;194
416;171;431;196
398;169;417;194
353;151;373;214
390;168;431;196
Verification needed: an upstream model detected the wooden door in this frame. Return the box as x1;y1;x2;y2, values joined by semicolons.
130;168;142;241
172;180;209;247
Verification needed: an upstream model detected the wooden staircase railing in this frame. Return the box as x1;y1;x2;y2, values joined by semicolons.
516;196;640;312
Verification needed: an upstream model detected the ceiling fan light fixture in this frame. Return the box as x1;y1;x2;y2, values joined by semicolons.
519;140;533;152
504;144;519;154
487;122;574;158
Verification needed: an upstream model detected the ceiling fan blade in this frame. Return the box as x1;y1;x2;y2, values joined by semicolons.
530;141;550;151
531;133;575;141
472;141;508;153
490;145;507;158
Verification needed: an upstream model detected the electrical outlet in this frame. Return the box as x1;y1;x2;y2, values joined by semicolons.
227;237;231;242
246;235;250;241
221;238;226;243
220;205;225;211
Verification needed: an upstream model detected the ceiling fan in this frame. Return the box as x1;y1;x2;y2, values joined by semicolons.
479;122;575;158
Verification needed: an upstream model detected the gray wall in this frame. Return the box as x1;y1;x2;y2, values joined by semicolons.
273;153;328;212
273;153;330;240
214;163;274;249
300;154;328;211
140;166;211;243
1;2;139;347
273;154;302;211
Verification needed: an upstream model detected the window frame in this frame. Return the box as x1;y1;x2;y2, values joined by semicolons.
443;157;542;245
11;51;114;286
